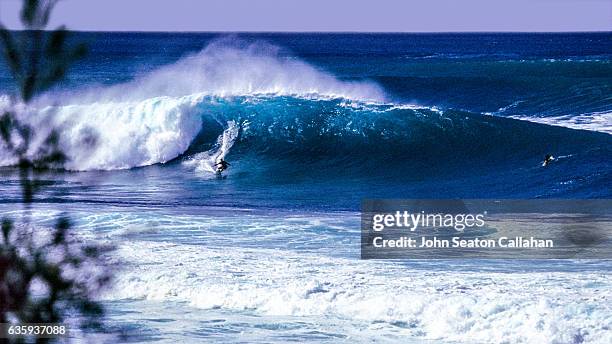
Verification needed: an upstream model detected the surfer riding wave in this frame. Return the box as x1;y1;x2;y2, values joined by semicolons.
183;120;241;177
214;158;230;173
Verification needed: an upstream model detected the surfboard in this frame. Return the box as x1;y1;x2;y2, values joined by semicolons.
215;170;226;179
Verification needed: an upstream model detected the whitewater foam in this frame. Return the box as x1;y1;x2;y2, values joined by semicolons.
508;111;612;135
62;207;612;343
0;94;204;170
106;239;612;344
4;205;611;344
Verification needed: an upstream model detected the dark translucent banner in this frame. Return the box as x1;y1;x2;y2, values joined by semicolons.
361;199;612;259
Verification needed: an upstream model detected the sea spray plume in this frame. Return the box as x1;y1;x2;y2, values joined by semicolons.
64;38;386;102
0;39;386;170
129;38;387;101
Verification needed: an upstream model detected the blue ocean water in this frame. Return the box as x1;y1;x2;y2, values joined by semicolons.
0;33;611;343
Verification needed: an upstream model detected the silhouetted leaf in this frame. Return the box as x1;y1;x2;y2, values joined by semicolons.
1;218;12;242
46;26;66;56
53;216;70;244
21;0;38;26
39;0;59;27
22;73;36;102
0;112;14;146
0;26;23;77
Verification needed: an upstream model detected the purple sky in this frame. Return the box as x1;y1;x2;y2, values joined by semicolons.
0;0;610;32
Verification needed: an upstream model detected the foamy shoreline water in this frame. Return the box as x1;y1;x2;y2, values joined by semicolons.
2;205;610;343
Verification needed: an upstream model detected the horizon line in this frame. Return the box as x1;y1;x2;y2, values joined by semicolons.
5;29;612;34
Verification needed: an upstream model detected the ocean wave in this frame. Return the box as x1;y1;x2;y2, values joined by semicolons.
1;91;609;175
0;40;609;173
0;40;384;171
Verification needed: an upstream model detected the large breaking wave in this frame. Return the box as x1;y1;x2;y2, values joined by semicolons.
0;40;609;173
0;40;383;171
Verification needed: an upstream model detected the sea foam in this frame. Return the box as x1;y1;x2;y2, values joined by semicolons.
6;205;612;344
107;239;612;344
